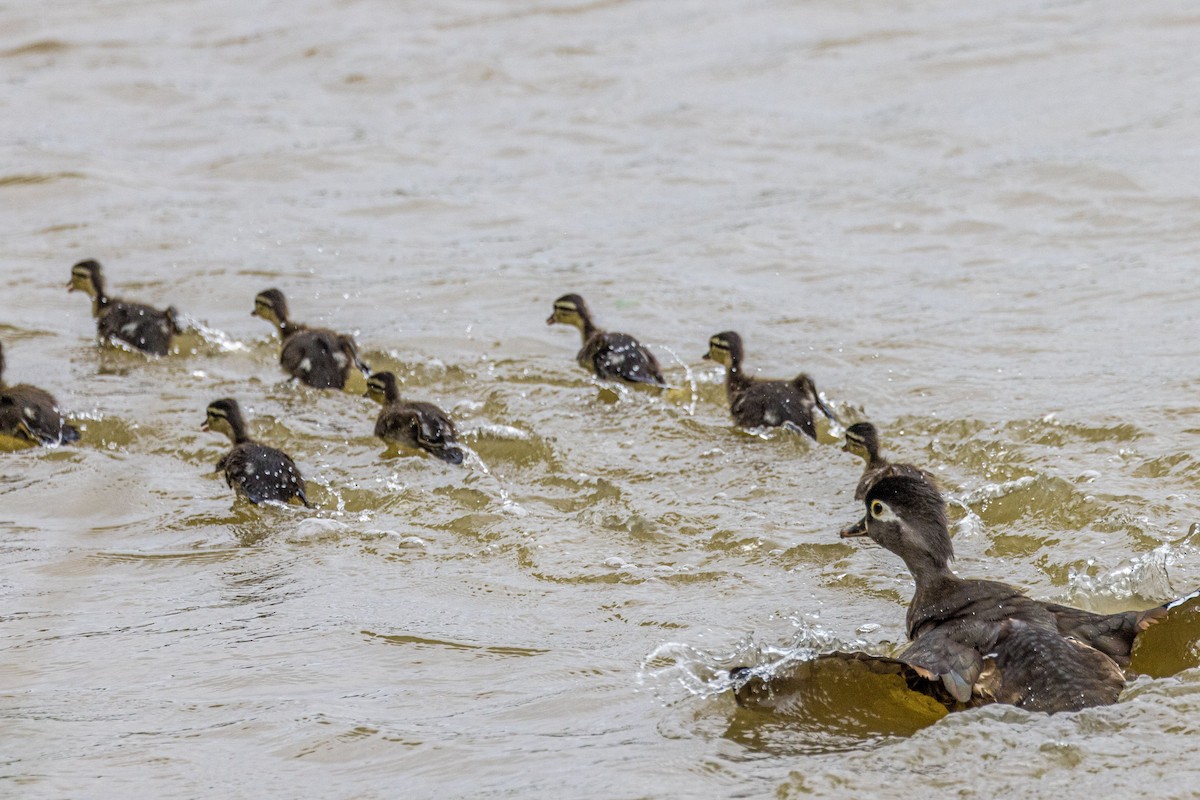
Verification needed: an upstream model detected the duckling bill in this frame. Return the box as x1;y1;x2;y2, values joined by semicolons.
252;288;369;390
68;259;179;356
365;371;464;464
703;331;835;437
0;341;80;446
546;293;665;387
737;474;1189;717
202;398;310;506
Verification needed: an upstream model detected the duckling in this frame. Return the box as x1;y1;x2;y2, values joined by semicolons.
840;421;937;534
67;259;179;356
546;293;665;386
0;341;80;445
365;371;464;464
252;289;369;390
702;331;836;437
202;398;310;506
832;474;1173;712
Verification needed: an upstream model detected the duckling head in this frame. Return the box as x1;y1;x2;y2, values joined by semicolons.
845;474;954;578
202;398;249;444
702;331;743;366
365;371;401;405
68;259;105;299
546;293;591;331
843;422;880;462
252;289;290;330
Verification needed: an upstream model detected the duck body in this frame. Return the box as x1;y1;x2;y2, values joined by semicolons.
547;294;665;387
253;289;368;390
840;475;1166;712
0;342;79;445
216;442;310;506
69;259;178;356
704;331;834;437
576;330;664;386
367;372;464;464
202;398;310;506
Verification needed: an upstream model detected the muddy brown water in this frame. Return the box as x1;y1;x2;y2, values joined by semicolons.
5;1;1200;797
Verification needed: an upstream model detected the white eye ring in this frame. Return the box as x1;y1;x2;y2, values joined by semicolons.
870;500;885;518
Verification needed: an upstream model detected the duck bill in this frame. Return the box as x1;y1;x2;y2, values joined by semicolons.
201;420;211;432
701;352;711;361
66;281;76;292
545;314;556;325
839;517;868;538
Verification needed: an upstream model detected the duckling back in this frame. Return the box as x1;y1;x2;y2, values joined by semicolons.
97;301;179;356
218;442;309;506
579;331;665;386
280;329;354;389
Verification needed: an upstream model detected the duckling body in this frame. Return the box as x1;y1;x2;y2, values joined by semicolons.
0;342;79;446
703;331;834;437
366;371;464;464
68;260;179;356
838;475;1168;712
202;398;310;506
547;294;665;386
253;289;368;390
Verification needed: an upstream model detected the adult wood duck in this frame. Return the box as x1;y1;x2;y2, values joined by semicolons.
703;331;836;438
252;289;369;390
737;474;1182;716
365;371;465;464
202;398;310;506
0;341;80;446
546;293;665;386
68;259;180;356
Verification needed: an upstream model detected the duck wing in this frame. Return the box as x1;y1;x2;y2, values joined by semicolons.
1042;601;1167;669
732;650;951;731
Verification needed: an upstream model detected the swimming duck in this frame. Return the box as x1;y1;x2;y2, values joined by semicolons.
0;341;80;445
365;371;465;464
702;331;836;437
252;289;369;389
67;259;179;356
201;398;310;506
546;294;665;386
834;474;1169;712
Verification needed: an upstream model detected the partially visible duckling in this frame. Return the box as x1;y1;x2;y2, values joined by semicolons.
252;288;369;390
202;398;310;506
702;331;835;437
546;293;665;386
843;421;939;501
0;341;80;446
840;422;939;536
365;371;464;464
67;259;179;356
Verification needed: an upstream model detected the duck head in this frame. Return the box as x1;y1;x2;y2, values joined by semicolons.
843;422;881;462
365;371;401;405
547;293;594;329
252;289;290;331
68;259;106;301
202;398;250;444
842;474;954;580
702;331;743;366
